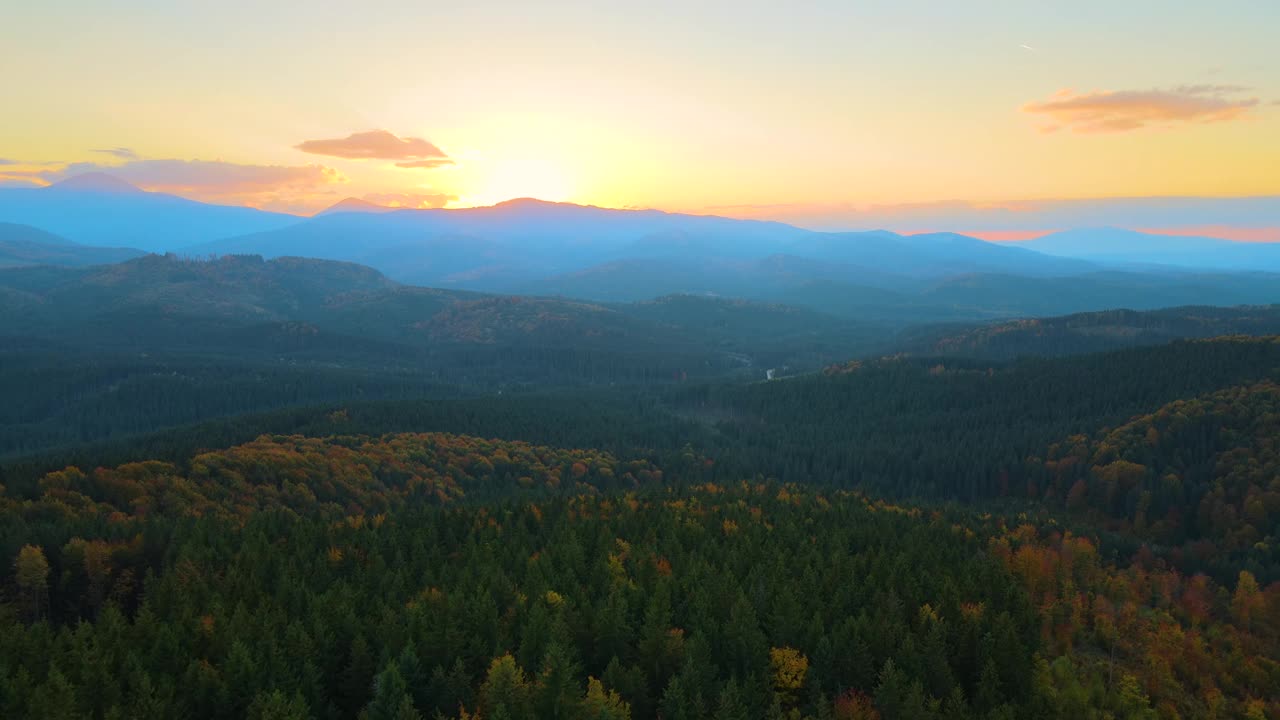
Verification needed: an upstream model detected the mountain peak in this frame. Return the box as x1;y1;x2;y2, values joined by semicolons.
317;197;394;216
47;173;142;194
494;197;550;205
491;197;571;209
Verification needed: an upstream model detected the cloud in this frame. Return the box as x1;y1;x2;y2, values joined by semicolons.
1164;83;1250;95
0;159;61;186
394;159;456;169
362;192;456;209
296;130;453;168
91;147;139;160
1022;85;1259;133
38;158;347;213
47;158;342;193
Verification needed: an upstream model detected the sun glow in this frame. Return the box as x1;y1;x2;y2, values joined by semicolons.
460;157;576;207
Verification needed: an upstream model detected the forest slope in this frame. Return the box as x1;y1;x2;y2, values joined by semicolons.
2;433;1276;719
898;305;1280;359
0;254;877;376
1031;380;1280;580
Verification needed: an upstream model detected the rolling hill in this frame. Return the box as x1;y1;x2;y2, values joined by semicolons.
0;253;882;457
0;222;145;268
916;270;1280;318
0;253;879;375
897;305;1280;359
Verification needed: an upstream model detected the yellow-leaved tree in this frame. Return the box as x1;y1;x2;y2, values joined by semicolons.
770;646;809;703
14;545;50;620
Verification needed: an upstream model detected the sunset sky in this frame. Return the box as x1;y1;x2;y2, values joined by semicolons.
2;1;1277;236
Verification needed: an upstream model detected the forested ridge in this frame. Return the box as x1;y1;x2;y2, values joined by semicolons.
897;306;1280;360
1031;379;1280;581
671;337;1280;502
0;254;881;419
2;431;1277;719
4;336;1280;718
10;257;1280;465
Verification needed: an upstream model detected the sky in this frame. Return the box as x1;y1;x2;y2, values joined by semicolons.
1;0;1278;237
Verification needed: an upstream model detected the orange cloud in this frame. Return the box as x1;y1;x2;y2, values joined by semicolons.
38;158;347;213
91;147;139;160
362;191;456;209
0;159;57;187
394;159;455;169
1022;85;1259;133
296;129;453;168
64;159;339;192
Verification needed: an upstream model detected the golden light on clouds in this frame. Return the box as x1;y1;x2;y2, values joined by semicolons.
296;130;452;165
1022;86;1261;134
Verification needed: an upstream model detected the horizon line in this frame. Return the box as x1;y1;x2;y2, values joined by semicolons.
8;172;1280;243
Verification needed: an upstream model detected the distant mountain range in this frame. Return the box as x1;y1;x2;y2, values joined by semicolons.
0;174;297;251
187;198;1113;293
1016;227;1280;271
1;174;1278;318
